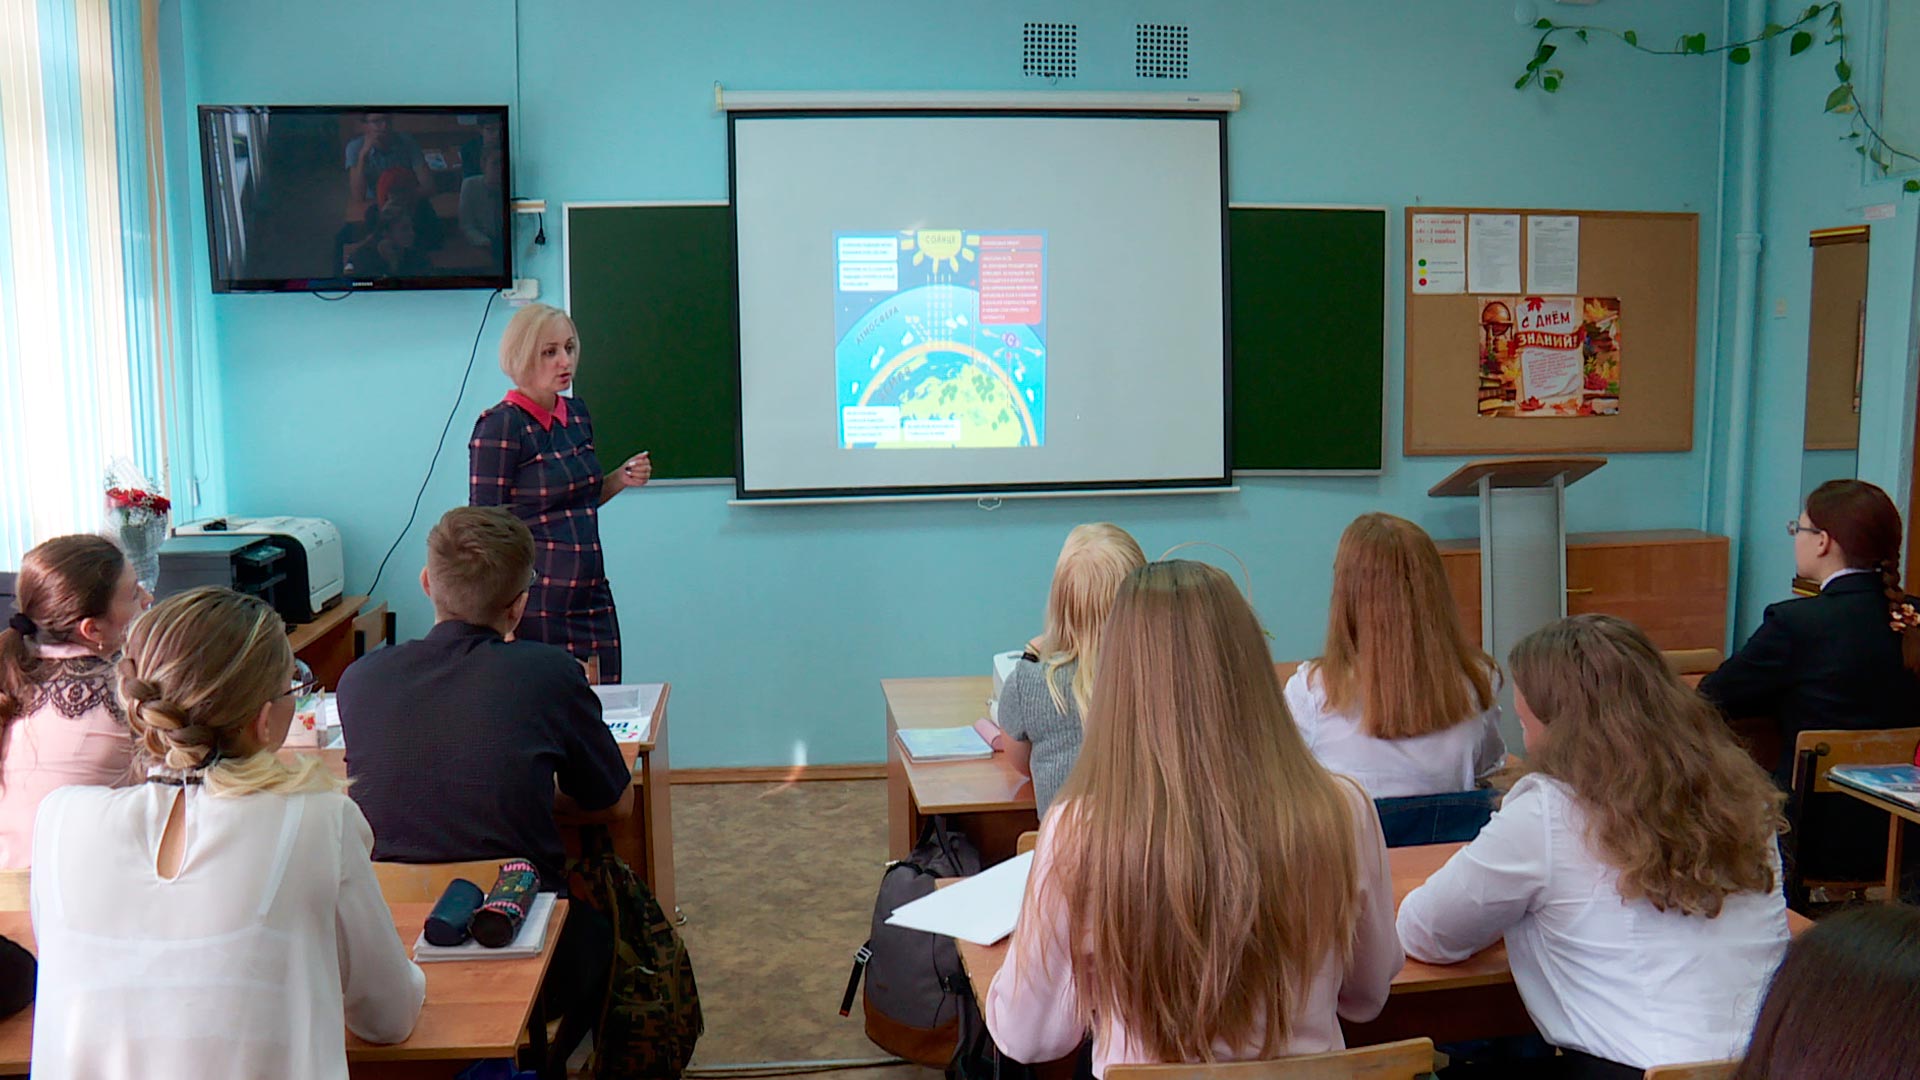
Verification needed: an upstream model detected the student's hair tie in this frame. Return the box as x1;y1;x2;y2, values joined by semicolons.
5;613;35;637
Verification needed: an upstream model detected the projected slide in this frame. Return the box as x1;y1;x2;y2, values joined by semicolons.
834;229;1046;449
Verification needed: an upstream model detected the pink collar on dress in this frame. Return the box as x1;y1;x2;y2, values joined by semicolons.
505;390;569;431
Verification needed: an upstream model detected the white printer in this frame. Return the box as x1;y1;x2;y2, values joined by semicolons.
175;516;344;621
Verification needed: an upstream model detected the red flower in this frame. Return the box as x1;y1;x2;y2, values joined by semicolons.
1520;396;1543;411
1585;373;1608;391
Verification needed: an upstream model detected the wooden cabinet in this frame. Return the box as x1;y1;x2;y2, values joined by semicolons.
1435;529;1728;652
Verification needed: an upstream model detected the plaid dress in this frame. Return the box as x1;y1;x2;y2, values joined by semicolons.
469;393;622;683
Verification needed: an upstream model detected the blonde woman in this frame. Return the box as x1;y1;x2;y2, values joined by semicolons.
1399;615;1789;1079
1285;513;1503;804
469;302;651;682
29;587;425;1079
995;523;1146;814
987;561;1402;1074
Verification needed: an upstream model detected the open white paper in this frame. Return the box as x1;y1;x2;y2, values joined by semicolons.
885;851;1034;946
593;683;663;743
1468;214;1522;293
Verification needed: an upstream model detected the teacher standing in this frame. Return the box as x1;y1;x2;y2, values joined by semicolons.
469;302;650;683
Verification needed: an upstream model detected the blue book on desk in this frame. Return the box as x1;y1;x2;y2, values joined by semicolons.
1828;765;1920;810
897;726;992;762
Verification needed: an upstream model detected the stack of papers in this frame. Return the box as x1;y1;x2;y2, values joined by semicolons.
885;851;1033;946
412;891;557;962
1829;764;1920;810
897;726;992;762
593;683;663;742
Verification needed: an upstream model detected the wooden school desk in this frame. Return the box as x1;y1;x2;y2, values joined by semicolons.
0;900;568;1077
1833;780;1919;899
295;682;677;920
289;594;370;692
886;663;1304;863
951;842;1814;1052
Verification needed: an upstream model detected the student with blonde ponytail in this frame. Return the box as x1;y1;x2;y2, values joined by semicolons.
0;534;149;867
992;523;1146;814
28;587;424;1079
986;561;1401;1074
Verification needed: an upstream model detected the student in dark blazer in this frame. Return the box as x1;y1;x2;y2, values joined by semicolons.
1699;479;1920;885
337;506;632;1079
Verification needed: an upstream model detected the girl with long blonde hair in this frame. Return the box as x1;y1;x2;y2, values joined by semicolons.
28;587;424;1079
1286;513;1503;802
1399;614;1789;1079
986;561;1402;1073
994;522;1146;814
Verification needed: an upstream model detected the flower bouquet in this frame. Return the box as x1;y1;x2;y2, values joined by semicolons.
105;459;170;590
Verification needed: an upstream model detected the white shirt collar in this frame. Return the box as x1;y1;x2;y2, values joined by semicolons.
1821;566;1876;590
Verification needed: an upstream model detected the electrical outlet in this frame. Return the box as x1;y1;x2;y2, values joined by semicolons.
504;278;540;303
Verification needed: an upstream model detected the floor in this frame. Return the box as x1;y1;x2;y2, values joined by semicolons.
672;778;933;1080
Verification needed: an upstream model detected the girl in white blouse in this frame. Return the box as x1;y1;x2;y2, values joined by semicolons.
1284;513;1504;799
29;586;425;1080
1398;614;1790;1080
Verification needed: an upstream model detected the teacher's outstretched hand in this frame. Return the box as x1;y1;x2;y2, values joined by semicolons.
468;302;647;683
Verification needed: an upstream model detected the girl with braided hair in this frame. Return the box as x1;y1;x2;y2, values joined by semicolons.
27;586;424;1079
0;535;148;868
1699;479;1920;887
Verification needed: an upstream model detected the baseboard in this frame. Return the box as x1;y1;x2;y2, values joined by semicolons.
672;763;888;784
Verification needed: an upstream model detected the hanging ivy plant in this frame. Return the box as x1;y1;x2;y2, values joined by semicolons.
1517;2;1920;192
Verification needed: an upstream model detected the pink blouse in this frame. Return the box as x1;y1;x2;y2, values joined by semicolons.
986;778;1403;1075
0;642;133;868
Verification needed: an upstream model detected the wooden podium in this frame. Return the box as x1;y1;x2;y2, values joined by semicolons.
1430;457;1607;733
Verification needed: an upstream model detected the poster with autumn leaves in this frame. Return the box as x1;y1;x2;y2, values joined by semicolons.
1477;296;1622;417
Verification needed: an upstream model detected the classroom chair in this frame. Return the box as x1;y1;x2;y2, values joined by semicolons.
1661;648;1723;687
1786;726;1920;909
1373;790;1497;848
1642;1060;1736;1080
0;870;25;913
351;601;396;658
372;859;506;903
1104;1038;1438;1080
1016;831;1038;856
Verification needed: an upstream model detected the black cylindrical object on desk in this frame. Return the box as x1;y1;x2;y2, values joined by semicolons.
423;878;486;947
468;859;540;948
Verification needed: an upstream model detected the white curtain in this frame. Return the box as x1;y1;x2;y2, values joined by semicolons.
0;0;174;567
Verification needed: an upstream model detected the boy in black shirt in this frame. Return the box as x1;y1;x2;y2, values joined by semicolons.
339;505;630;1075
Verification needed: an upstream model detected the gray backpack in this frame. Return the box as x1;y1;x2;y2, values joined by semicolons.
841;818;982;1067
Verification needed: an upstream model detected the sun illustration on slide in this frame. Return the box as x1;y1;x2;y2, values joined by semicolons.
901;229;978;274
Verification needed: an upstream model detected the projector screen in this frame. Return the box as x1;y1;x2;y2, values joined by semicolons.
730;112;1230;499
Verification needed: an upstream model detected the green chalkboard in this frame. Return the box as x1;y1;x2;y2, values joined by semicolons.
1230;206;1386;471
566;203;1386;479
567;203;738;481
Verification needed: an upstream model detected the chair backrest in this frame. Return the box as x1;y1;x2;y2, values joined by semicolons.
1664;647;1724;689
1791;727;1920;793
373;859;506;903
1016;831;1038;856
1105;1038;1436;1080
351;601;394;657
582;654;601;685
1373;789;1497;848
0;869;27;913
1643;1060;1737;1080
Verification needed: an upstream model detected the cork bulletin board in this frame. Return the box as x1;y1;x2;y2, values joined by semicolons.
1403;208;1698;456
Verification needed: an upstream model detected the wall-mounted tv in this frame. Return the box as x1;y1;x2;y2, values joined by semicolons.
199;105;511;293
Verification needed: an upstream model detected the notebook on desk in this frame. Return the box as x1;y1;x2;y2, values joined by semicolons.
593;683;662;742
897;726;992;762
1829;764;1920;810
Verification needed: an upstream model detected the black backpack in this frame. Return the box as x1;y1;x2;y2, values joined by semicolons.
842;817;982;1067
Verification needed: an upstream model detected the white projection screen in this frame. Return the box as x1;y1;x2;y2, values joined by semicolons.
730;111;1230;499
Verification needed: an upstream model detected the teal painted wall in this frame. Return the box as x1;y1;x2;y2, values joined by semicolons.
171;0;1731;767
1725;0;1920;635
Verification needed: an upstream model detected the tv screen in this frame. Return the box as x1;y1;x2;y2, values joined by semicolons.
199;105;511;293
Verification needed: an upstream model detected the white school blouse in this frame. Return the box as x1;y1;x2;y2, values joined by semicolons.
29;781;426;1079
1283;662;1506;798
1396;774;1789;1070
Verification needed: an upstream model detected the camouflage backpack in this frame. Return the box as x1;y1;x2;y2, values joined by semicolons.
567;828;703;1079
